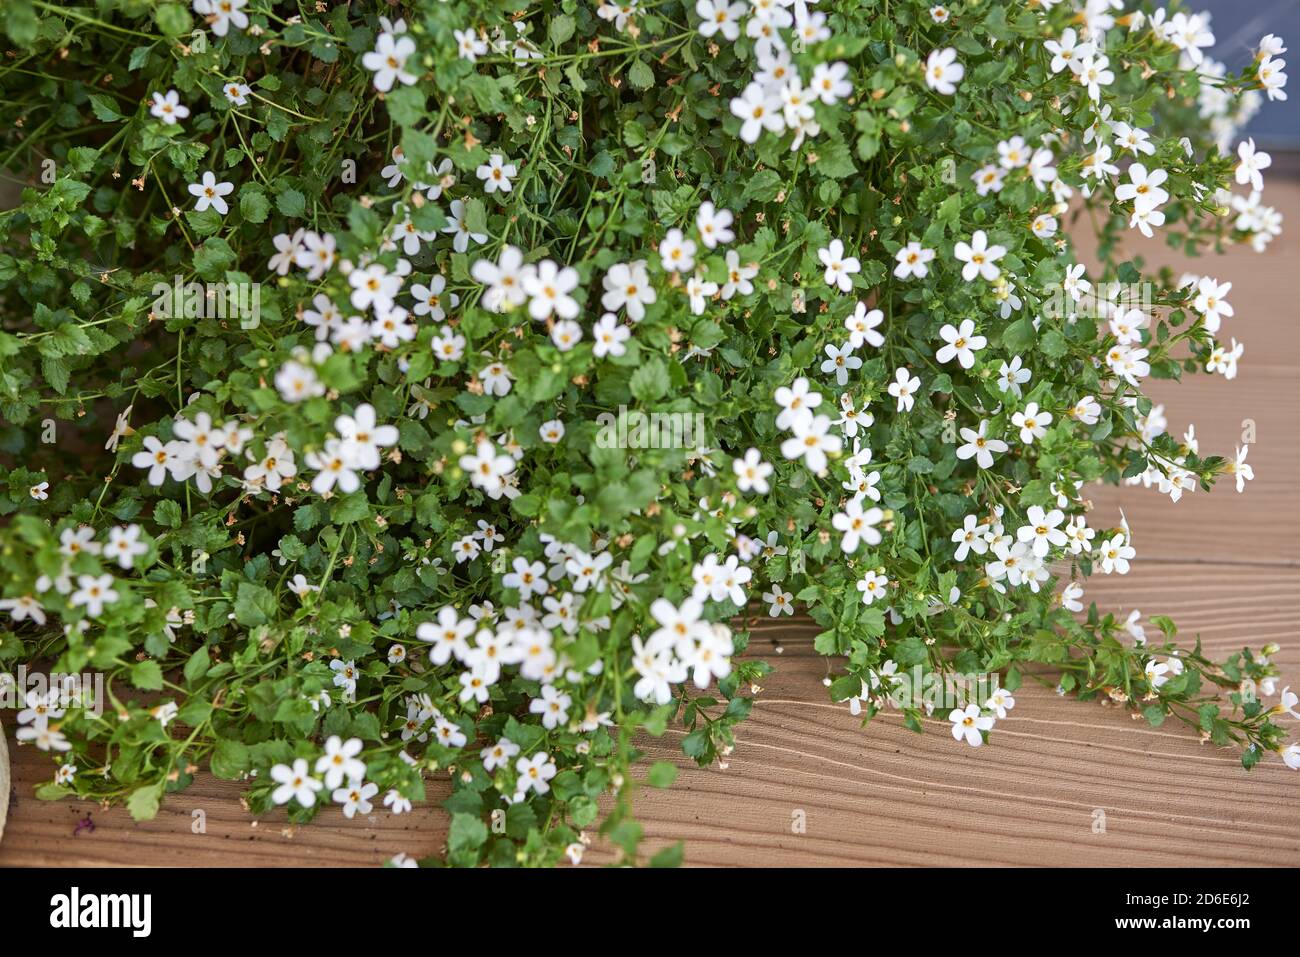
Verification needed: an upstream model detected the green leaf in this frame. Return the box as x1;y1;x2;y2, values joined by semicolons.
127;784;163;822
629;358;669;402
239;185;271;224
548;13;576;46
276;187;307;218
153;2;192;36
234;582;277;627
741;169;782;204
628;58;655;90
330;491;371;524
193;237;236;279
155;499;183;528
131;660;164;690
183;646;210;685
448;813;488;855
88;94;124;122
649;842;684;867
645;761;678;788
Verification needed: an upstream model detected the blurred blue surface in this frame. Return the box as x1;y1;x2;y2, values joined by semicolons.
1200;0;1299;147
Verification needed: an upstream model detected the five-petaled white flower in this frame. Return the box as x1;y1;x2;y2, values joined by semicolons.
949;704;993;747
187;172;234;215
956;421;1008;470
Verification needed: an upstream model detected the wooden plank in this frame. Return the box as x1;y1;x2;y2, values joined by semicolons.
0;726;452;867
4;565;1296;867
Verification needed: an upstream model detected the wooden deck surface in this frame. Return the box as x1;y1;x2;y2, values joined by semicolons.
3;182;1298;868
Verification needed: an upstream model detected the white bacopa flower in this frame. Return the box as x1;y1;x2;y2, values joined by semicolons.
1044;28;1093;75
1235;138;1272;192
810;60;852;105
780;414;841;473
306;439;361;496
149;89;189;125
720;250;758;300
442;198;487;252
733;448;773;494
478;361;513;396
333;780;378;819
764;588;794;617
1061;581;1084;612
601;260;656;320
1017;505;1067;558
1115;163;1169;213
1011;402;1052;444
696;0;747;42
523;260;580;321
935;319;986;369
887;366;921;412
894;241;935;279
194;0;248;37
1070;394;1101;425
820;341;862;386
363;32;418;91
410;274;457;321
832;499;884;554
187;171;234;215
515;752;557;795
954;230;1005;282
855;569;889;606
818;239;861;293
951;515;988;561
222;81;251;106
460;439;516;496
924;47;964;94
538;419;566;444
972;164;1005;196
774;376;823;431
473;245;530;312
997;355;1032;397
659;228;697;273
730;81;785;143
956;421;1008;470
270;759;322;807
686;275;719;315
1192;276;1233;333
70;573;118;616
455;27;487;62
845;303;885;349
477;153;517;194
949;704;993;747
696;201;734;249
591;313;631;358
985;688;1015;719
1076;54;1114;101
1257;54;1288;102
105;524;148;569
316;736;366;790
530;684;572;730
1098;533;1135;574
550;318;583;350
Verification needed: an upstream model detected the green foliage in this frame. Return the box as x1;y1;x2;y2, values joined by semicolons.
0;0;1289;868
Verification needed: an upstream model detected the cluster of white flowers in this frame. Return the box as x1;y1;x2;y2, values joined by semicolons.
698;0;852;150
38;0;1266;791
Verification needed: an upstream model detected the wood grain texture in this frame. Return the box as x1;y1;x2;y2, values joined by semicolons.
3;182;1299;869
